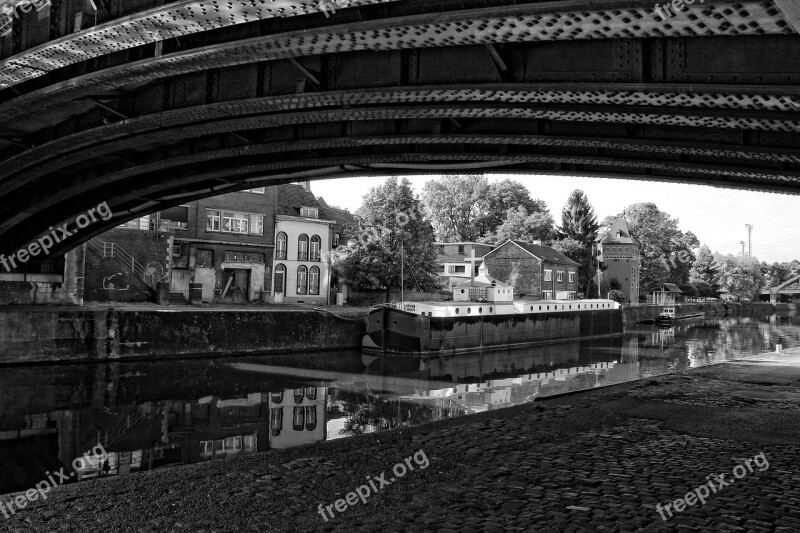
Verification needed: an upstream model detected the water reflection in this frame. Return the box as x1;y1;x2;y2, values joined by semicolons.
0;314;798;494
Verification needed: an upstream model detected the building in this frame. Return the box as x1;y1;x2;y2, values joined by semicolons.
271;184;334;305
481;240;579;299
435;242;496;288
597;217;641;303
651;283;683;305
163;187;276;303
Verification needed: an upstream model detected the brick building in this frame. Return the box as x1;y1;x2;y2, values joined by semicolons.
597;216;640;303
435;242;496;288
482;240;579;299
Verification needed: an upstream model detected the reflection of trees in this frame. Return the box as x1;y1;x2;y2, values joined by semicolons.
336;390;466;436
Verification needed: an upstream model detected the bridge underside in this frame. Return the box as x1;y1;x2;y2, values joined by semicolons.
0;0;799;255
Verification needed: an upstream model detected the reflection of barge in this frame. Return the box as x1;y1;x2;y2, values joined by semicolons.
363;264;623;354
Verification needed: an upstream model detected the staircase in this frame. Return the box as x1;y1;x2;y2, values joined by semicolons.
169;292;187;305
79;410;147;457
88;238;159;290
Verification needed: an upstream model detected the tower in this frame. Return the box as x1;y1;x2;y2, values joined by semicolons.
597;217;640;303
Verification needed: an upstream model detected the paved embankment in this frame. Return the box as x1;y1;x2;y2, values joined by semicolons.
622;301;791;324
0;306;367;365
2;348;799;532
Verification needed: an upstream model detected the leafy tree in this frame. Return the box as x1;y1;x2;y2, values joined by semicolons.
421;174;550;242
689;244;719;291
607;289;625;303
479;205;554;244
608;277;622;291
552;237;593;298
333;177;440;301
421;173;489;241
693;280;716;298
714;253;763;301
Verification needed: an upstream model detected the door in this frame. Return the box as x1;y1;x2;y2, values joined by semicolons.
221;269;250;302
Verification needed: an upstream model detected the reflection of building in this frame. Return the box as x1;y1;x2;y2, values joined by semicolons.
268;387;327;449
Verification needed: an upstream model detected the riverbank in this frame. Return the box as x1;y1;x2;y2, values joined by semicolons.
2;347;798;532
0;305;368;365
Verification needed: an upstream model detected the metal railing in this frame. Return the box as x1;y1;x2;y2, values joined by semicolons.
88;238;159;290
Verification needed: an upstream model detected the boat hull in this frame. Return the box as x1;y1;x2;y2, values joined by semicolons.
364;305;624;355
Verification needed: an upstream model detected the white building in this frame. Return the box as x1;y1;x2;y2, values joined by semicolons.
271;184;334;304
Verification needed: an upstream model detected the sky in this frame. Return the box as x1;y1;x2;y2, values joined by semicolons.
311;174;800;264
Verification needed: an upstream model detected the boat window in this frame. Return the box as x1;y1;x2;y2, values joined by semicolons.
547;306;549;310
467;308;471;314
461;289;465;294
530;306;533;311
479;307;482;313
569;305;572;309
489;307;493;312
539;306;541;311
455;308;459;314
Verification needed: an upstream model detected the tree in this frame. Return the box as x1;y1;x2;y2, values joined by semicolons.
421;174;550;242
479;205;555;244
714;253;763;301
557;190;600;297
421;173;489;242
690;244;719;291
608;277;622;291
333;177;440;301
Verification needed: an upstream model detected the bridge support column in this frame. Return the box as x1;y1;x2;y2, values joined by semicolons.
63;244;85;305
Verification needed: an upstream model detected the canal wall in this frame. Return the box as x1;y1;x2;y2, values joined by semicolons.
622;302;784;324
0;309;366;365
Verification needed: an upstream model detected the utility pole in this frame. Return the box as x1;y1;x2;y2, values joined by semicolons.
740;241;746;256
745;224;753;258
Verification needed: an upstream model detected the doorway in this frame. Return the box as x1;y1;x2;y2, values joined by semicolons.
221;269;250;303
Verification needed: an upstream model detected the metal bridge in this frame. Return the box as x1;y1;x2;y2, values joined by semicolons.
0;0;799;256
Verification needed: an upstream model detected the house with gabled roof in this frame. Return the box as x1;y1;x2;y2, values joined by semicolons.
481;240;579;299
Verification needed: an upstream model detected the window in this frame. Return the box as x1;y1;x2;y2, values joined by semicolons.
568;272;575;283
222;211;248;233
310;235;321;261
543;290;553;299
458;245;465;254
206;209;220;231
305;406;317;431
333;233;340;247
224;251;265;263
544;269;552;282
309;266;320;295
300;207;318;218
275;232;287;260
249;214;264;235
197;249;214;267
270;408;283;436
297;266;308;294
438;245;445;254
172;242;181;257
247;187;265;194
557;271;564;283
298;234;309;260
293;407;305;431
305;388;317;400
274;264;286;294
448;265;466;274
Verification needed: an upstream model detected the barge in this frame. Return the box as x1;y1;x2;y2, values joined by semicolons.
363;263;623;355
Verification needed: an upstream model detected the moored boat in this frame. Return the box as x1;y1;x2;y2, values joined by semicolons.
363;263;623;355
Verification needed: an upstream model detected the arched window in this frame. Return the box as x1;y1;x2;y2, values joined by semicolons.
274;264;286;295
292;407;305;431
309;266;320;295
297;234;309;260
305;406;317;431
297;266;308;294
275;232;287;260
270;408;283;437
310;235;321;261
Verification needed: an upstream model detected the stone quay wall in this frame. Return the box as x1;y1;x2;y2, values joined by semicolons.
0;309;365;365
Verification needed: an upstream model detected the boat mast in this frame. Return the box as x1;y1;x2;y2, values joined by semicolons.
400;239;404;307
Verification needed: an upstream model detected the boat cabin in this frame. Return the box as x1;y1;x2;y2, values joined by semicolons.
452;262;513;303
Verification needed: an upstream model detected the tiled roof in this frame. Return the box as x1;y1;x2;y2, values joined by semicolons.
276;184;323;217
488;240;580;266
599;217;637;245
321;205;357;226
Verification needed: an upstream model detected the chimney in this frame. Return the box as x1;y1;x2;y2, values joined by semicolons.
303;180;312;193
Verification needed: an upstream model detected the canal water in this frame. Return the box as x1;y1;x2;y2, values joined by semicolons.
1;313;798;494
